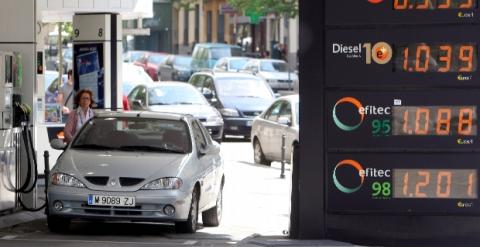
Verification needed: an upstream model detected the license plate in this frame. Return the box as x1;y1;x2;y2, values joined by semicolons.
88;195;136;207
246;121;253;126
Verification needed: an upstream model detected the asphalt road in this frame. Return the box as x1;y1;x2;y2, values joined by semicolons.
0;139;293;247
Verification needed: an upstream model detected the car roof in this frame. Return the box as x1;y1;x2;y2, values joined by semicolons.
95;110;194;121
193;71;259;79
195;43;241;48
259;58;286;63
144;81;194;88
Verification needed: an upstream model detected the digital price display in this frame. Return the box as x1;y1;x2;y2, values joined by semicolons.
393;0;476;10
325;0;480;25
327;153;479;213
392;106;477;136
326;91;480;150
395;43;477;73
326;26;480;87
393;169;477;199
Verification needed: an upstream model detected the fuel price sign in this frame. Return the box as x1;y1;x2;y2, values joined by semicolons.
325;0;480;25
326;90;480;150
326;26;480;87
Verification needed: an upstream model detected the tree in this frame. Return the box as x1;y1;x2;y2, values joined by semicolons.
227;0;298;19
172;0;199;10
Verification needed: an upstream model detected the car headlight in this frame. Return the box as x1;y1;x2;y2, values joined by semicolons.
207;115;223;125
220;108;240;117
140;177;183;190
51;173;86;188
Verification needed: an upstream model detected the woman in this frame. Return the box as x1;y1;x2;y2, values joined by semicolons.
63;89;95;143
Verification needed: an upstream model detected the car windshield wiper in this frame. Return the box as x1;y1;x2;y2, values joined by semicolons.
172;102;196;105
71;144;115;150
150;102;170;105
118;145;185;154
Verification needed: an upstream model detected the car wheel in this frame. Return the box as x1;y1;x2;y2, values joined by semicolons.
202;184;223;227
47;215;70;233
254;139;271;166
175;187;199;233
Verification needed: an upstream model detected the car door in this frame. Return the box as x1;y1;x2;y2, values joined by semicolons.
259;100;284;158
272;101;294;161
198;121;222;197
191;120;216;208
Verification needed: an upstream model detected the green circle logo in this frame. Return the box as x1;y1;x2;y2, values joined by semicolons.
332;97;365;131
333;159;365;194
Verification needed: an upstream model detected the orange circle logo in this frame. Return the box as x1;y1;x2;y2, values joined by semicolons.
372;42;392;64
368;0;383;3
375;45;389;61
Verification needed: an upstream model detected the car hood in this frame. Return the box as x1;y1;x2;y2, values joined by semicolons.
259;71;299;80
57;149;189;190
148;104;217;119
219;96;273;112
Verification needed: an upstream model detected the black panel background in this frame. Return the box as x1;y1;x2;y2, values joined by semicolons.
325;26;480;87
325;0;480;25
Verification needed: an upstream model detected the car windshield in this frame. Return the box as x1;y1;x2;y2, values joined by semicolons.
148;54;168;65
130;52;145;62
260;61;289;72
71;117;191;154
229;58;249;70
215;78;273;99
174;56;192;67
210;47;242;60
149;85;208;106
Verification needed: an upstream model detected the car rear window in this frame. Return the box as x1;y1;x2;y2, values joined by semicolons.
71;117;191;154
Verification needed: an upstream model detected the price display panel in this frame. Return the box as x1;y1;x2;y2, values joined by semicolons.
325;0;480;25
325;26;480;87
327;153;479;213
326;90;480;150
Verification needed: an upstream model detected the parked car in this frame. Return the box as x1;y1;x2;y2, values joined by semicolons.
44;70;67;103
123;50;148;63
122;62;154;96
158;55;193;82
48;111;225;233
251;95;299;166
191;43;242;71
188;71;275;140
128;82;224;142
242;59;299;92
213;57;250;72
134;52;169;81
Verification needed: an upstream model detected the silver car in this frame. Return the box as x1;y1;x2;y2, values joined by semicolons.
251;95;299;166
242;59;299;92
48;111;224;233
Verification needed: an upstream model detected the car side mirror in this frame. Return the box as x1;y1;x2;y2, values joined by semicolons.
278;116;292;127
132;100;145;110
50;138;67;150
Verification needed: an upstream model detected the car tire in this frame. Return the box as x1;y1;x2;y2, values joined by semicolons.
175;187;199;233
47;215;70;233
254;139;271;166
202;184;223;227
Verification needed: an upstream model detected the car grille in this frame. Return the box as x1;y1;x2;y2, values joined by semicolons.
278;79;293;83
81;203;142;216
84;176;109;186
119;177;145;187
242;111;262;117
198;118;207;122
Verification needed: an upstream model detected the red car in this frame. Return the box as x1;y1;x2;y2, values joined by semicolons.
134;52;169;81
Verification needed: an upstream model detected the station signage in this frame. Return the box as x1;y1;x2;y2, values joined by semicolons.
325;26;480;86
327;153;478;213
325;0;480;25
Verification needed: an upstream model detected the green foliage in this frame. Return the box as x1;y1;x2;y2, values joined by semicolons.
172;0;199;10
228;0;298;18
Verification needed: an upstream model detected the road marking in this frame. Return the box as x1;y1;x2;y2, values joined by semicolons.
183;240;197;245
0;238;179;245
1;235;17;240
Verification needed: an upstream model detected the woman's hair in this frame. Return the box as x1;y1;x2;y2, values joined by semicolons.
74;89;95;108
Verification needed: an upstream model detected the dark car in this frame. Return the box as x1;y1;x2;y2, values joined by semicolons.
158;55;193;82
188;71;275;140
128;82;224;142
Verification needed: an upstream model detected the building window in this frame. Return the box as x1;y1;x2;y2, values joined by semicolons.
184;9;189;46
207;11;212;42
217;12;225;43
